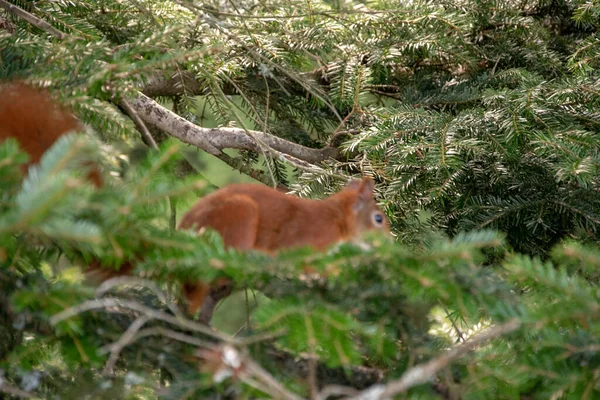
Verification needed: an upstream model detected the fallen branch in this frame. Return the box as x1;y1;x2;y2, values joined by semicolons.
345;319;521;400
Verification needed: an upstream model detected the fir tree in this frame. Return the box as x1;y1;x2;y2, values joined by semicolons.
0;0;599;399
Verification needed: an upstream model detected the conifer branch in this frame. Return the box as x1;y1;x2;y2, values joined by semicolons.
0;0;65;39
346;319;521;399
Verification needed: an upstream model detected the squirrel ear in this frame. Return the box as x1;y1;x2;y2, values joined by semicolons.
350;177;375;211
344;179;362;191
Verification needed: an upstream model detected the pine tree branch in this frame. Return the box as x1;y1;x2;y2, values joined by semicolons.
345;319;521;400
0;0;65;39
141;69;326;98
129;92;338;165
214;151;289;189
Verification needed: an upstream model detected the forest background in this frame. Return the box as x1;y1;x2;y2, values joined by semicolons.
1;0;600;399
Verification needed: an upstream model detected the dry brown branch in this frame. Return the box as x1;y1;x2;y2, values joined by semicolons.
0;0;65;39
345;319;521;400
132;327;302;400
129;92;338;165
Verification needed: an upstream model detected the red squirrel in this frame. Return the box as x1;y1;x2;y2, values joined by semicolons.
0;80;392;323
0;81;103;187
178;178;391;321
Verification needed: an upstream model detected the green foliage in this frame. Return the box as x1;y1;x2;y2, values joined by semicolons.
1;0;600;398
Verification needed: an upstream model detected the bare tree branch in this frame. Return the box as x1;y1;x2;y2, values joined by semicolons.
345;319;521;400
316;385;358;400
119;99;159;150
102;315;151;375
49;297;228;342
244;356;305;400
0;0;65;39
129;92;338;165
132;326;214;349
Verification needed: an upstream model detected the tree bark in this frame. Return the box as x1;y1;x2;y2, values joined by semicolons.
129;92;338;165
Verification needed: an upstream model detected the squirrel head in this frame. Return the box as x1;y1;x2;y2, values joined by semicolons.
338;176;391;240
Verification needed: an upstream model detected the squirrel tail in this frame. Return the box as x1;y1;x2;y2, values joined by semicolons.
0;80;103;187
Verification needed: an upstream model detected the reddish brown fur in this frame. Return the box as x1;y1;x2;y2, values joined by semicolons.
0;81;103;187
178;178;391;317
0;81;113;278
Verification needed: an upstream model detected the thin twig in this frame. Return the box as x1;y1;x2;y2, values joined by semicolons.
132;326;214;349
120;98;159;150
244;357;305;400
440;302;465;343
119;99;179;232
0;0;65;39
169;196;177;232
102;315;151;375
346;319;521;400
308;355;318;400
238;329;287;346
215;152;285;188
49;297;228;342
316;385;358;400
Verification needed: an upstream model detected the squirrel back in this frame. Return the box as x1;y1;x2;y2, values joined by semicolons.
0;81;103;187
178;177;391;252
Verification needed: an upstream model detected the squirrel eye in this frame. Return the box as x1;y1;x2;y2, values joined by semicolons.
372;212;384;225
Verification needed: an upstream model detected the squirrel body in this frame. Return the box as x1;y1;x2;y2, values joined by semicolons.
178;178;390;319
0;80;391;323
179;180;389;252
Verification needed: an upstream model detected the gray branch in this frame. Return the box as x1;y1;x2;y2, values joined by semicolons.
129;92;338;164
